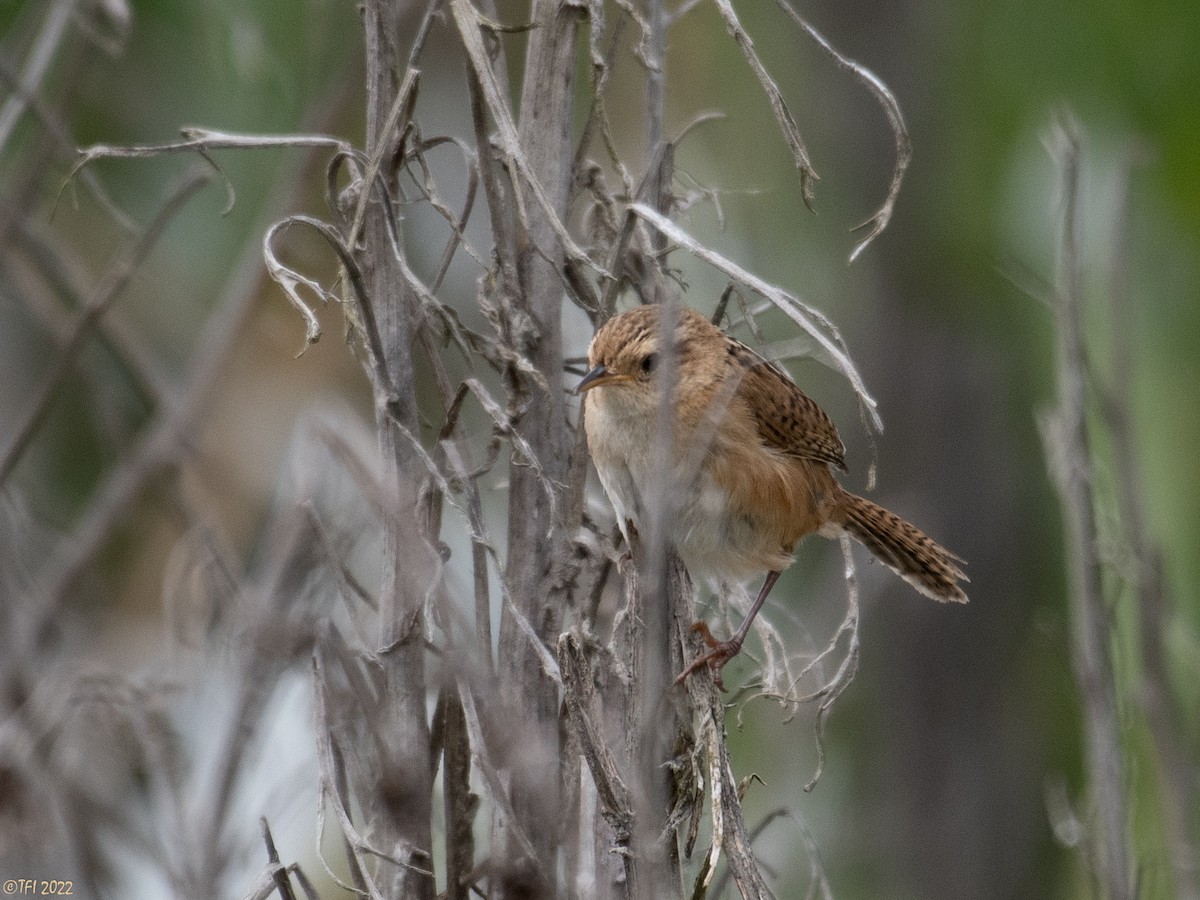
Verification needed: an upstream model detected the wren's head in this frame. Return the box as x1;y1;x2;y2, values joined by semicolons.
574;305;725;410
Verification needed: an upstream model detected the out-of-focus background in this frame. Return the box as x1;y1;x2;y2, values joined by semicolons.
2;1;1197;898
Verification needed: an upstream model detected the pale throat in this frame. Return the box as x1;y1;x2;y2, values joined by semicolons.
586;383;759;580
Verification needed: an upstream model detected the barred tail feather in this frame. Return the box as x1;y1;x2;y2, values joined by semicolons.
835;489;968;603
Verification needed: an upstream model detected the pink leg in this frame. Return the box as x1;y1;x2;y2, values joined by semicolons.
676;571;781;691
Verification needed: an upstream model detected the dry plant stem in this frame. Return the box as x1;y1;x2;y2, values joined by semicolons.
259;817;298;900
0;0;75;154
186;515;322;896
389;377;549;878
450;0;602;277
436;390;496;673
287;866;320;900
1043;118;1132;900
1102;155;1199;900
127;515;258;893
314;627;441;893
329;738;372;896
643;0;666;203
692;693;771;900
361;2;434;896
572;3;628;200
441;680;476;900
562;749;591;900
454;672;544;865
559;635;635;875
619;539;687;899
67;127;362;222
684;544;856;897
71;128;353;177
463;58;518;293
471;1;585;893
710;808;832;900
346;63;421;248
0;169;210;488
311;654;390;900
621;3;685;896
395;380;569;692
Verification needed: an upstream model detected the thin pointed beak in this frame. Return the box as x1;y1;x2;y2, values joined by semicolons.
575;364;627;395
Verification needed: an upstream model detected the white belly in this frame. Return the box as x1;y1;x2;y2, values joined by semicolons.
587;399;769;582
673;472;769;581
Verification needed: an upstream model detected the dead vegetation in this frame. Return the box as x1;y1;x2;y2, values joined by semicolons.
0;1;923;897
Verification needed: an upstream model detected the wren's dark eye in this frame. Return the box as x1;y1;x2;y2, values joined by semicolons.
640;353;659;374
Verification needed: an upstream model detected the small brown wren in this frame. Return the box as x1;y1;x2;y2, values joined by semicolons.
576;304;967;688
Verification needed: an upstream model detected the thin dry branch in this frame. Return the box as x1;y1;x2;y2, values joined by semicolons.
66;127;357;216
1099;155;1199;899
711;0;818;209
559;634;634;850
450;0;607;278
70;127;353;178
0;0;76;154
690;703;771;900
1041;115;1132;900
0;168;211;487
310;654;399;900
7;222;174;405
358;7;438;893
25;76;357;673
258;817;298;900
628;202;882;431
346;64;421;246
606;533;689;899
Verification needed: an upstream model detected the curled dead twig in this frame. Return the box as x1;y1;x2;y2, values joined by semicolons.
261;217;338;349
712;0;819;209
772;0;911;262
261;214;397;419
